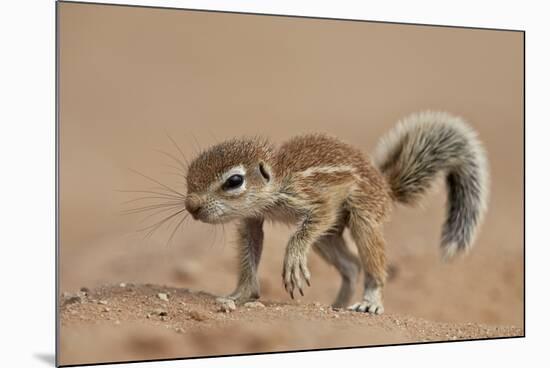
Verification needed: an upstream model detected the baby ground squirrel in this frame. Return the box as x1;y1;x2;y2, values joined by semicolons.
183;111;489;314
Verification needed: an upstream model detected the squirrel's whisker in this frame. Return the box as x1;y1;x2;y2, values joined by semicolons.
147;185;187;198
127;168;186;197
159;164;188;178
165;132;191;168
154;149;188;172
117;189;184;200
121;196;185;205
188;132;203;155
166;213;190;246
220;221;227;250
121;202;184;216
137;205;186;225
138;207;187;239
160;172;188;183
208;223;218;251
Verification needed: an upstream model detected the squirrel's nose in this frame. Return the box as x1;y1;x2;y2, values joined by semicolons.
185;195;202;218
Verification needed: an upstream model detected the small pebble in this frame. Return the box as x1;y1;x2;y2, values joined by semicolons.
188;310;208;321
98;300;108;305
157;293;169;302
152;308;168;316
77;291;87;299
244;301;265;308
119;283;126;288
62;294;83;305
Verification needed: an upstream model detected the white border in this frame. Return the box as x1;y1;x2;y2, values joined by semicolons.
1;1;547;367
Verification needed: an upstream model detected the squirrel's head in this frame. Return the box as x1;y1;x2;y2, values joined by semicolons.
184;137;276;224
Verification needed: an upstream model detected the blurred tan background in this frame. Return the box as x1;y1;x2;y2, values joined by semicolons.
58;1;523;347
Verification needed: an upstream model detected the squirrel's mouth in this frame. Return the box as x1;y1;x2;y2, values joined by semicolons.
189;210;202;221
187;201;238;224
192;211;231;225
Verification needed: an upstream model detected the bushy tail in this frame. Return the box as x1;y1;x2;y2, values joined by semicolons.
373;111;489;259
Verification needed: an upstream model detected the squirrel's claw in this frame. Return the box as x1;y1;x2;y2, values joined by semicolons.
300;263;311;287
282;253;311;300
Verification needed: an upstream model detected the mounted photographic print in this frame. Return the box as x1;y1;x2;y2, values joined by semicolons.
56;1;524;366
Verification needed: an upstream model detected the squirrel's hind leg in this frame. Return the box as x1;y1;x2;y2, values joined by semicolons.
346;206;387;314
225;217;264;303
313;225;361;308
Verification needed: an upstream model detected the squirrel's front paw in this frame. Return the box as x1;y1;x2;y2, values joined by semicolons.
282;252;311;299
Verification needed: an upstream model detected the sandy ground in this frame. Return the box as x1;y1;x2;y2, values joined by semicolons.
58;194;525;366
59;284;522;366
58;209;524;366
57;3;524;366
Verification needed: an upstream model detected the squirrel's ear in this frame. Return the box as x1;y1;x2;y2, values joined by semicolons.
258;162;271;183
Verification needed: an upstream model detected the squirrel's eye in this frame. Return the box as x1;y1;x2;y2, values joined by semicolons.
222;174;244;190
